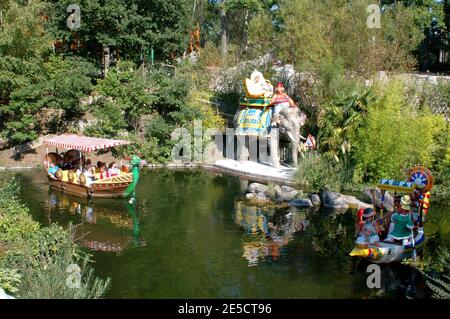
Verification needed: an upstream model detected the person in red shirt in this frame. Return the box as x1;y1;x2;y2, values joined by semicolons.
270;82;296;116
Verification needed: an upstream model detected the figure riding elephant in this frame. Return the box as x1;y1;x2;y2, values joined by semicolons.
233;107;307;168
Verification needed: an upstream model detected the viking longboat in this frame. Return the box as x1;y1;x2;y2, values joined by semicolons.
43;135;143;199
349;166;434;264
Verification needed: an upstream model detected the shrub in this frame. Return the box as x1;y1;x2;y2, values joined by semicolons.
0;180;110;299
16;229;110;299
296;154;346;192
352;82;446;182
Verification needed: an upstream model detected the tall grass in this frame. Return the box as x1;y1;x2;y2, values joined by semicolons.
0;180;110;299
295;154;347;193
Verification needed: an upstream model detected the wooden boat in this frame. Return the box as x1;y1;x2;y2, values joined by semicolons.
43;135;143;199
349;166;434;264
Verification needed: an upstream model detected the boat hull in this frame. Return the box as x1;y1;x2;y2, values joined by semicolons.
349;228;425;264
48;177;130;199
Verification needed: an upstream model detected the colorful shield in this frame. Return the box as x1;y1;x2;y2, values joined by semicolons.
408;166;434;193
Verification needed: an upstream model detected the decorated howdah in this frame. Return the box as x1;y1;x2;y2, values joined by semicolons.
236;71;274;137
235;108;273;137
349;166;434;264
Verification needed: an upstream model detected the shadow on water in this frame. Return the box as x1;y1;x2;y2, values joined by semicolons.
1;169;447;298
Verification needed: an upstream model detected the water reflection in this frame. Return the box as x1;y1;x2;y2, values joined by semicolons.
234;201;310;266
5;169;448;298
46;190;145;253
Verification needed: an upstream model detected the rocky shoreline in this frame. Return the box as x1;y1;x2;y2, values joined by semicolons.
242;182;386;211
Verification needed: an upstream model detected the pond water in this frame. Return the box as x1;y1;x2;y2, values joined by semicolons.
1;169;449;298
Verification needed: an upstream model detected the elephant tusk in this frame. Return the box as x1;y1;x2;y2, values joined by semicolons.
300;135;307;141
287;132;296;143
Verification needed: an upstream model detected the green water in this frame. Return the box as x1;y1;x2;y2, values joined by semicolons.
2;169;449;298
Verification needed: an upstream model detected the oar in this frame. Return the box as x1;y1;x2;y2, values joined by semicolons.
410;206;419;261
410;226;417;261
411;200;424;261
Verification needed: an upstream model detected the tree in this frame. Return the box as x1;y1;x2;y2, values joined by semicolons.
276;0;423;75
46;0;192;64
0;0;52;60
1;55;94;144
381;0;447;71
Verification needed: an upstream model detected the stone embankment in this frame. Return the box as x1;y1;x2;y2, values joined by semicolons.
243;182;377;211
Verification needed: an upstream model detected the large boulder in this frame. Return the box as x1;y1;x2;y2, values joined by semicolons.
290;198;313;208
248;183;269;196
322;190;349;210
362;188;394;211
274;185;299;203
309;194;321;207
245;192;270;203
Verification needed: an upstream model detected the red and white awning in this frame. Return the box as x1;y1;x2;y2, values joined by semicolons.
43;135;131;152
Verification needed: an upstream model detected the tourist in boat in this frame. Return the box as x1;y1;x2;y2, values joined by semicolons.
355;208;380;245
99;162;110;179
47;162;60;179
108;162;120;176
80;159;96;186
270;82;296;116
385;195;415;245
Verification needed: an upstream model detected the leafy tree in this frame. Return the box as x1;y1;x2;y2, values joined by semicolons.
1;55;94;144
276;0;423;75
46;0;192;63
88;60;155;136
0;0;52;59
352;82;446;182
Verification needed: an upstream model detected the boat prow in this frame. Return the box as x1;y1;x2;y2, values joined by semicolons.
349;228;425;264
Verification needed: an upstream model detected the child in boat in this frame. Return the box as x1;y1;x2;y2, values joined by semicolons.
99;162;110;179
386;195;414;245
355;208;380;245
47;162;60;179
77;159;95;186
108;162;120;176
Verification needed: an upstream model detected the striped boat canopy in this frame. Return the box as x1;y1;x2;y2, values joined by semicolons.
378;179;416;192
43;135;131;152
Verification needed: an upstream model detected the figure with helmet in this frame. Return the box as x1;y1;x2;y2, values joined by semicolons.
355;207;380;245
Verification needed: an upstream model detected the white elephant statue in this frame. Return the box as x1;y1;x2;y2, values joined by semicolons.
233;107;307;168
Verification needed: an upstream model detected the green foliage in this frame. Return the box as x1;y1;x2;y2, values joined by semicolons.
87;60;155;136
0;179;40;244
0;179;110;299
17;231;111;299
0;268;21;295
0;53;95;144
0;0;52;59
47;0;192;62
117;134;168;165
318;79;375;157
276;0;424;75
295;154;346;192
352;82;447;182
247;11;276;58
